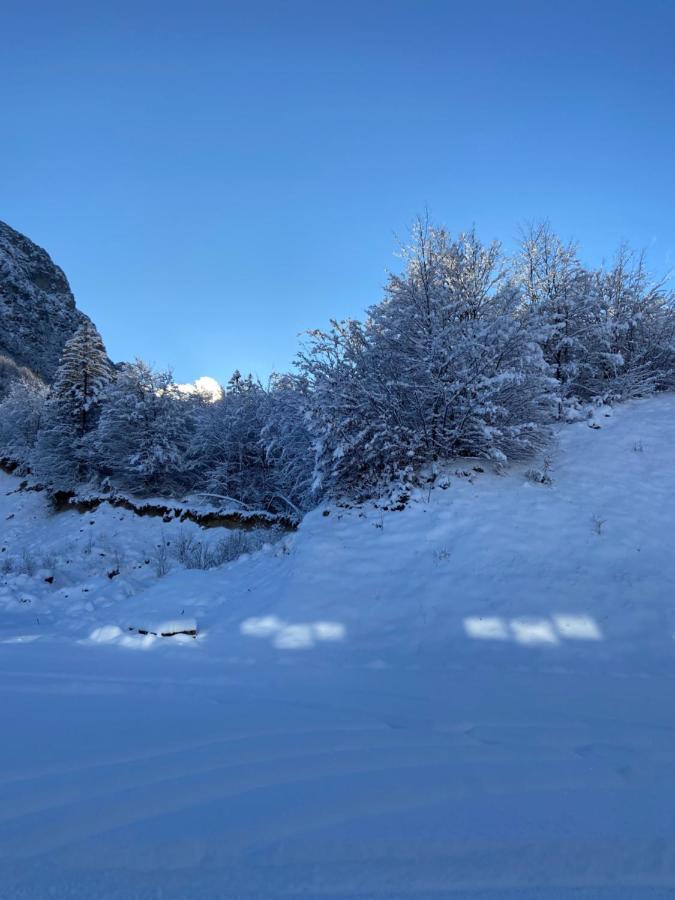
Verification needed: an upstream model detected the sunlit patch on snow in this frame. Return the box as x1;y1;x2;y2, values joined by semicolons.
88;625;156;649
240;616;346;650
0;634;40;644
510;618;560;645
119;632;157;650
463;617;509;640
312;621;346;641
464;613;603;646
240;616;286;637
552;614;602;640
273;624;314;649
89;625;123;644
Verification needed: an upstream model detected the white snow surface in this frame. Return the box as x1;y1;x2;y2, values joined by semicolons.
2;396;675;897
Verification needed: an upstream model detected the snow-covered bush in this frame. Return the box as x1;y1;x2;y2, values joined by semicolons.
20;548;37;576
153;537;171;577
299;223;557;495
172;527;279;570
94;360;199;496
525;458;553;485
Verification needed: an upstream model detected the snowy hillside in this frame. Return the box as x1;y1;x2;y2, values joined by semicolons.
3;395;675;897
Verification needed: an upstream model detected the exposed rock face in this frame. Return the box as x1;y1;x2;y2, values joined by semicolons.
0;221;89;391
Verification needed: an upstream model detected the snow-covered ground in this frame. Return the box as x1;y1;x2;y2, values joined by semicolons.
3;396;675;897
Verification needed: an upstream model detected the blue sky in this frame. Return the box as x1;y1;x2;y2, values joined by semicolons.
1;0;674;384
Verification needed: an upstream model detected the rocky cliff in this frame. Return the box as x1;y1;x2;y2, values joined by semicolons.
0;221;90;393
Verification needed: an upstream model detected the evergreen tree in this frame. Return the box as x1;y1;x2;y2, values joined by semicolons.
51;320;113;431
32;321;112;489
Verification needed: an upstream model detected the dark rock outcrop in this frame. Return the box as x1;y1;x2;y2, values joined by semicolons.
0;221;90;393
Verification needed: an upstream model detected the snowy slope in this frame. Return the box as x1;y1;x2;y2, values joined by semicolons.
2;395;675;897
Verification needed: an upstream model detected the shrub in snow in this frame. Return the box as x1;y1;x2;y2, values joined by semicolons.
591;514;606;535
171;527;278;571
525;457;553;485
19;548;37;576
153;537;171;577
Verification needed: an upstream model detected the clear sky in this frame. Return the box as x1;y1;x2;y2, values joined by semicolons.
1;0;674;385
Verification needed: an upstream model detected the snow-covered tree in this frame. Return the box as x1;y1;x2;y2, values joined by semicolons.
192;372;273;509
94;360;199;495
515;222;601;407
592;247;675;400
32;321;113;489
50;320;112;431
188;370;313;516
300;222;557;495
297;318;377;495
260;373;314;515
31;402;83;489
0;375;47;471
516;224;675;406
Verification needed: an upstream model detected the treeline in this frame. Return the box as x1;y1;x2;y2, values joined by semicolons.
1;221;674;515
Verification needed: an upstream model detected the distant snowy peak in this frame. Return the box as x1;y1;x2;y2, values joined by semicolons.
175;375;223;402
0;220;90;390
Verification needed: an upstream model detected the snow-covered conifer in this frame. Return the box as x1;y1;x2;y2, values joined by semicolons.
51;320;113;431
32;321;113;489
